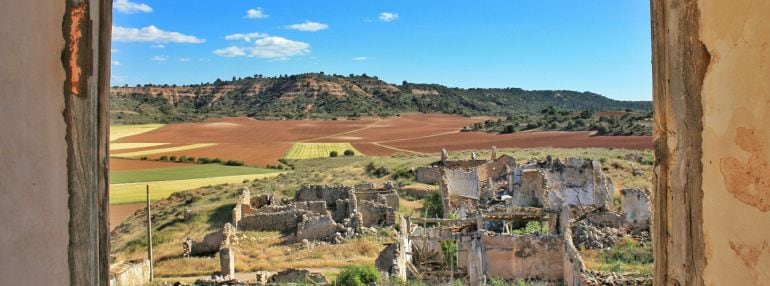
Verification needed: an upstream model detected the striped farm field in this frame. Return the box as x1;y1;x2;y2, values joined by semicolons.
113;143;218;158
284;143;362;159
110;172;285;204
110;124;165;141
110;164;279;184
110;142;169;151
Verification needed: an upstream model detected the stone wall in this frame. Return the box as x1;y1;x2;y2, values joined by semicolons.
358;200;396;227
109;259;150;286
295;185;353;206
440;168;481;216
620;188;651;230
481;234;564;281
541;159;614;210
238;211;303;233
296;214;341;241
415;166;442;185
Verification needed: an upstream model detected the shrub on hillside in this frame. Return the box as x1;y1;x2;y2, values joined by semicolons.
169;155;177;162
211;158;223;164
196;157;211;164
330;151;339;157
336;265;379;286
343;149;355;156
224;160;245;166
159;155;169;161
423;192;443;218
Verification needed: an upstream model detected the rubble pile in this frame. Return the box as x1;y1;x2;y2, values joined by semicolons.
583;271;653;286
571;220;627;250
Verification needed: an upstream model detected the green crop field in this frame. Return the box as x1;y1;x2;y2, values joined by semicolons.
110;172;285;204
110;164;279;184
284;143;362;159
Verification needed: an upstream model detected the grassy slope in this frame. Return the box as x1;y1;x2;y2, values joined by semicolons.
284;143;363;159
110;147;653;280
111;164;279;184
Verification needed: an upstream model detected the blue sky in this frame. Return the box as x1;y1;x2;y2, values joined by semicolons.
111;0;652;101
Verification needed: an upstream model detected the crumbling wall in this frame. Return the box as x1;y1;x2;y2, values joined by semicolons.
109;259;150;286
295;184;353;206
541;159;614;210
513;169;545;207
620;188;651;230
358;200;396;227
440;168;481;216
480;234;564;281
238;211;302;233
296;214;341;241
415;166;442;184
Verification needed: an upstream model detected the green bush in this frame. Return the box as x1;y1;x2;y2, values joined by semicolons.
344;149;355;156
159;155;169;161
169;155;177;162
224;160;245;166
211;158;223;164
336;265;380;286
196;157;211;164
330;151;339;157
423;192;443;218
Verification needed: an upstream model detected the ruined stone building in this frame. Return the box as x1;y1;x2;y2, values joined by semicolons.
378;153;654;285
229;184;398;243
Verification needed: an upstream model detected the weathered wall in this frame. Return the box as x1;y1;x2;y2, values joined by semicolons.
239;211;302;233
699;0;770;284
0;1;70;284
415;166;441;185
481;234;564;281
109;259;150;286
620;188;651;230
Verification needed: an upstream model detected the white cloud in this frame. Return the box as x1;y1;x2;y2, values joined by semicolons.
225;32;268;42
286;21;329;32
352;57;368;61
379;12;399;22
246;8;268;19
213;46;247;58
113;61;121;66
114;0;152;14
150;55;168;62
113;25;205;44
214;35;310;59
179;58;191;62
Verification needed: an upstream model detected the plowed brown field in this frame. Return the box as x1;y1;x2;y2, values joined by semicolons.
114;114;652;166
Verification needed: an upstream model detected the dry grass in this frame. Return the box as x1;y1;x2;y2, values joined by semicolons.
115;143;218;158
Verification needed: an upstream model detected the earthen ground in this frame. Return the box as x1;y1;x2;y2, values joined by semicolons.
109;203;144;231
114;115;652;166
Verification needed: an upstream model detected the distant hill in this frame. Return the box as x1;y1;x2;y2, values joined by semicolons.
110;73;651;124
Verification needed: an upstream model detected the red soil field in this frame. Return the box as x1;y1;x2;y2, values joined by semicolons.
110;203;143;231
110;158;195;171
110;143;188;155
115;114;652;166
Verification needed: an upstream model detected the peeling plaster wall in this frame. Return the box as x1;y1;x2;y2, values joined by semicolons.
481;234;564;281
699;0;770;284
0;0;70;284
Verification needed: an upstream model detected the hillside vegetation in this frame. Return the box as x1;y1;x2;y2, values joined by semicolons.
111;73;651;124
